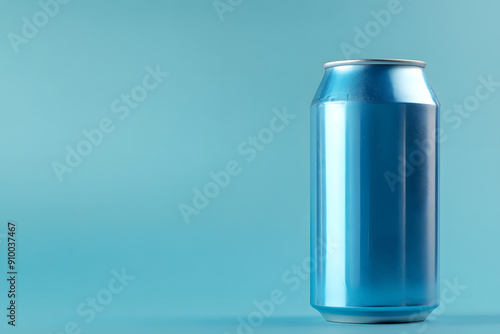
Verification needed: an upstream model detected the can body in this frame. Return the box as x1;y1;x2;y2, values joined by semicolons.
310;60;439;323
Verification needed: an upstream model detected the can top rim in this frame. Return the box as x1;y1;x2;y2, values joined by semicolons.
323;59;426;69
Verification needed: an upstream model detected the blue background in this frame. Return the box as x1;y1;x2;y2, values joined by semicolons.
0;0;499;333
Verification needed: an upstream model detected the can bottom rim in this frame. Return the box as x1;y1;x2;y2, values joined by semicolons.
313;304;438;324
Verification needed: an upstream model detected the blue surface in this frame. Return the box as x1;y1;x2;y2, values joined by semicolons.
0;0;498;332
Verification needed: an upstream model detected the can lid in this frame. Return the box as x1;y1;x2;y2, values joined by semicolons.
323;59;426;69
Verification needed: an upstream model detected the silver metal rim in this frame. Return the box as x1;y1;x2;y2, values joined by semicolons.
323;59;426;69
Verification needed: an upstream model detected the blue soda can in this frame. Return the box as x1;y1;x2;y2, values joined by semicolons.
310;59;439;323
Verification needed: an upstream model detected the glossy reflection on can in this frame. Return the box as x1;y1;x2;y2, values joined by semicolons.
310;60;440;324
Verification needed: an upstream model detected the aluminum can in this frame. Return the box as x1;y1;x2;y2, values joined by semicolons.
310;59;439;323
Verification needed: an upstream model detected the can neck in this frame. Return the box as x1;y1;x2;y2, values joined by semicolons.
312;65;437;106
